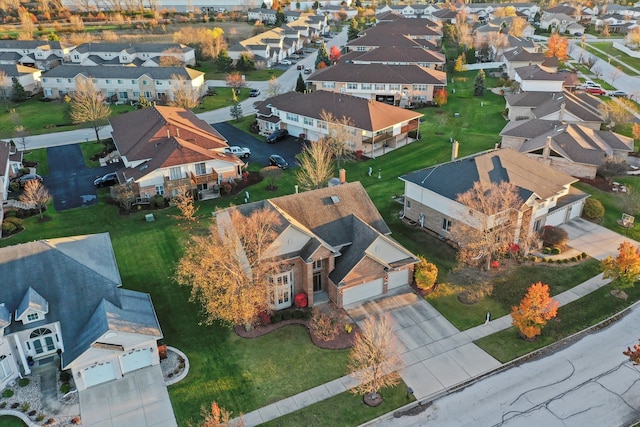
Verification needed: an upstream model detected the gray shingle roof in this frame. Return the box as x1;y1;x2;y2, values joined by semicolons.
42;65;202;80
0;304;10;329
16;287;48;320
515;64;565;81
308;62;447;85
74;42;192;54
0;233;162;368
505;91;603;123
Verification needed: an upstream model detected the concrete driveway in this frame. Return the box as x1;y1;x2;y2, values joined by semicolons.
346;288;501;400
212;122;303;169
79;365;176;427
44;144;121;211
560;218;638;260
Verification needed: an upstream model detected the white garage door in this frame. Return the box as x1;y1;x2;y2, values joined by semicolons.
343;278;384;306
570;202;583;220
83;361;116;388
545;208;568;227
388;270;409;290
121;348;153;374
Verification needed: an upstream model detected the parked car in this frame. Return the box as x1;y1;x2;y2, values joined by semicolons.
304;68;312;74
280;59;292;65
17;173;43;186
296;64;304;70
266;129;289;143
585;87;606;95
93;172;118;187
224;146;251;158
609;90;628;97
269;154;288;169
577;82;602;90
249;89;260;97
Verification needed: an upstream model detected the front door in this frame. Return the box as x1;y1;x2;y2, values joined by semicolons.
28;328;57;358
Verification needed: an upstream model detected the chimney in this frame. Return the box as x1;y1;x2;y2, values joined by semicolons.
339;168;346;184
451;140;459;161
543;135;552;160
559;102;566;121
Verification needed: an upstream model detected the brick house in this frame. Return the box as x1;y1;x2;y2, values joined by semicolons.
217;182;419;309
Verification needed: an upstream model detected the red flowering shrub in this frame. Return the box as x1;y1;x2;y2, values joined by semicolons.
294;293;308;308
258;311;271;325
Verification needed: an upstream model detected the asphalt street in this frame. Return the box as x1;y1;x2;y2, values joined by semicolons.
371;302;640;427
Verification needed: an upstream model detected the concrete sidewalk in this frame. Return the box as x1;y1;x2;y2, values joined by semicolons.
240;274;613;426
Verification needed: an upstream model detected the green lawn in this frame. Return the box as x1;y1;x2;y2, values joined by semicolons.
583;43;640;77
22;149;49;176
0;416;27;427
197;87;250;112
260;383;414;427
196;60;286;80
476;281;640;362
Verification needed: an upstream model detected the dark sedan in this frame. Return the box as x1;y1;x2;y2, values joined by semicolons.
269;154;288;169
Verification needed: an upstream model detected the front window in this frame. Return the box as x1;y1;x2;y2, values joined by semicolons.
322;82;335;89
317;120;327;130
442;218;451;231
155;185;164;195
303;117;313;126
347;83;358;90
269;270;294;310
413;84;427;91
361;83;372;90
375;83;385;91
27;313;39;322
195;163;206;175
169;166;182;180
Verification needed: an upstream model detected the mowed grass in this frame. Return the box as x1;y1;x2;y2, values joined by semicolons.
476;282;640;362
583;43;640;76
0;416;27;427
260;383;414;427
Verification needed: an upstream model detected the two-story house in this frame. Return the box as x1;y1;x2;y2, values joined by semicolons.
0;233;165;393
68;42;196;67
502;48;558;79
218;182;419;309
109;106;244;200
0;40;75;70
400;149;588;247
256;91;423;158
41;65;206;103
0;64;42;95
306;62;447;106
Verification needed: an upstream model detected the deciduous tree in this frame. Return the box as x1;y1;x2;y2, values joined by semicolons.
624;339;640;365
414;256;438;291
296;140;334;190
70;76;110;143
449;181;526;270
198;401;244;427
509;17;527;37
348;313;401;402
633;123;640;142
601;241;640;288
511;282;559;340
320;110;356;169
168;74;201;110
236;53;255;72
433;88;448;106
173;27;225;60
348;18;359;41
225;71;247;91
628;27;640;49
598;98;637;127
454;53;467;73
474;69;486;96
329;45;341;64
174;206;283;330
171;187;200;231
546;33;569;61
112;183;136;212
597;157;628;183
158;48;185;67
266;75;283;98
18;8;35;40
19;180;50;219
260;166;282;191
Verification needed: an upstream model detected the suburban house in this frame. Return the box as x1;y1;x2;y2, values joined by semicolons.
248;8;277;23
347;33;440;53
502;48;558;79
475;18;536;39
514;64;566;92
0;40;75;70
0;140;23;234
399;148;588;246
504;90;604;129
462;3;540;22
544;4;583;21
430;7;458;24
475;34;540;63
218;182;419;309
340;46;446;69
228;24;304;67
317;4;358;20
596;14;639;33
500;119;634;179
109;106;244;200
540;11;585;34
0;64;42;95
40;65;206;103
68;42;196;67
306;62;447;106
0;233;165;393
255;91;423;158
347;16;442;53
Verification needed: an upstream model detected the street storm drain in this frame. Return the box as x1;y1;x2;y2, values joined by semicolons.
81;195;97;203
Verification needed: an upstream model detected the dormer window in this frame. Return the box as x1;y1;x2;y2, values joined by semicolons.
15;287;48;325
27;313;39;322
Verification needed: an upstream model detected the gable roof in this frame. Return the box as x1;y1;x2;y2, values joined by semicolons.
340;46;445;65
42;65;202;80
73;42;193;55
400;148;578;202
347;32;437;49
109;106;241;181
0;64;41;77
308;62;447;85
505;90;603;123
256;91;423;133
515;64;565;81
16;287;48;319
0;233;162;368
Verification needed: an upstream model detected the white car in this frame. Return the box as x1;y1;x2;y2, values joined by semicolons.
224;146;251;158
280;59;292;65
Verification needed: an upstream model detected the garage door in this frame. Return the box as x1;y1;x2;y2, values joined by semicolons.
121;348;153;374
545;208;568;227
343;278;384;306
388;269;409;290
83;361;116;388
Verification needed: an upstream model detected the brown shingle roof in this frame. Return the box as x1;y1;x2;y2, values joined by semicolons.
308;62;447;85
340;46;445;65
258;91;423;132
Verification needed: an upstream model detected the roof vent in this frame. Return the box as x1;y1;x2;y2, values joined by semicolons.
140;164;148;171
330;195;340;204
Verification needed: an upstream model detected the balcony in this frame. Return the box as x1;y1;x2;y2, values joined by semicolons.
190;171;218;185
163;176;191;192
401;120;419;134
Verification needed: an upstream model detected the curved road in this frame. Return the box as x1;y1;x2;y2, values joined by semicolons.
370;303;640;427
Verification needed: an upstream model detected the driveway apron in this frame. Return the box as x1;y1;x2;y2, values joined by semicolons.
44;144;120;211
560;218;639;260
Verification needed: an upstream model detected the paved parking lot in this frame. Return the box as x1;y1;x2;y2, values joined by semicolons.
212;122;303;169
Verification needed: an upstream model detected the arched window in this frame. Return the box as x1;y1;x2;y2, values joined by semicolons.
29;328;52;338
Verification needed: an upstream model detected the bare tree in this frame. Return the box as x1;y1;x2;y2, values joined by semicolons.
449;181;526;270
174;206;283;330
0;70;9;112
168;74;201;110
583;55;596;69
70;76;111;143
19;180;50;219
348;314;401;403
319;111;357;169
266;75;283;98
296;140;334;190
159;48;185;67
170;187;200;230
18;8;35;40
259;166;282;191
598;99;637;127
112;183;137;211
597;158;628;183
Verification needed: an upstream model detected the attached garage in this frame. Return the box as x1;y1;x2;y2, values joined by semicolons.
387;269;410;290
342;278;383;306
545;207;568;227
83;361;117;388
121;348;153;374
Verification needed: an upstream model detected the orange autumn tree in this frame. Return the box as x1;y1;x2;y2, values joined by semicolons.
433;88;448;106
511;282;559;340
601;241;640;289
624;339;640;365
546;33;569;61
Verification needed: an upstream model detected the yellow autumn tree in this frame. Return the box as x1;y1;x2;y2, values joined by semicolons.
511;282;559;340
601;241;640;289
546;33;569;61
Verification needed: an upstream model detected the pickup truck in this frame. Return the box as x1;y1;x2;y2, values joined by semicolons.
224;146;251;158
